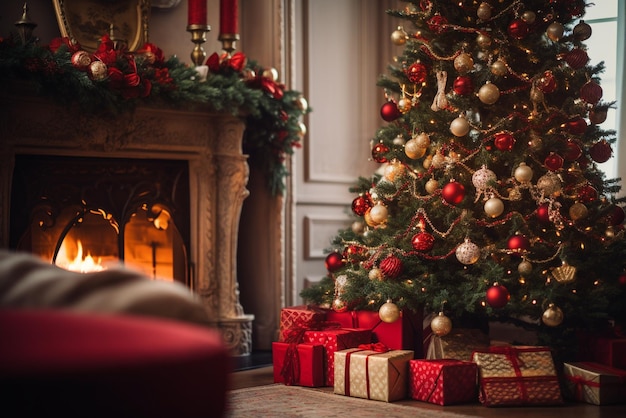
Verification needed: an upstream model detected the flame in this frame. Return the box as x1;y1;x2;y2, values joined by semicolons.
56;239;105;273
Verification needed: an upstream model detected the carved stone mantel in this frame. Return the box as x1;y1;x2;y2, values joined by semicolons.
0;93;254;356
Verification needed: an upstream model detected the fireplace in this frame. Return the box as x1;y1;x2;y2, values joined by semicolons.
0;92;254;355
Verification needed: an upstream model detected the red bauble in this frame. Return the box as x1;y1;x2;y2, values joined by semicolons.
536;70;557;93
325;252;344;272
544;153;564;171
71;50;92;70
563;140;582;161
536;203;551;223
406;62;428;84
580;80;603;104
352;195;372;216
589;140;612;163
380;255;403;279
372;143;390;163
412;231;435;252
619;273;626;286
589;108;608;125
607;205;625;226
508;19;530;39
453;76;474;96
441;181;466;205
493;132;516;151
427;14;448;34
565;48;589;69
566;117;587;135
344;245;366;263
508;234;530;251
380;102;401;122
486;284;510;309
577;184;597;203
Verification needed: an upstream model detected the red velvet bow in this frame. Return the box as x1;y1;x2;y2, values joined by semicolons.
206;52;246;73
358;342;389;353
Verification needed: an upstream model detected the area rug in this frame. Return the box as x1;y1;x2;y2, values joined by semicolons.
225;384;476;418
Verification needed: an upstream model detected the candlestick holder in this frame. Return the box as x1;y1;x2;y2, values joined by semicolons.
187;24;211;66
15;3;37;45
219;33;240;56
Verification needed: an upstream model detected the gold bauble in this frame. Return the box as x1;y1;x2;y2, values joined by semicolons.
296;96;309;111
490;60;508;76
546;22;565;42
431;152;446;169
369;203;389;224
391;26;408;46
384;162;405;181
414;132;431;149
514;162;533;183
262;67;279;81
351;221;365;234
478;82;500;105
542;303;564;327
332;298;348;313
569;202;588;221
537;172;562;196
423;155;433;170
454;53;474;74
477;2;493;20
476;33;492;49
518;259;533;275
379;299;401;323
397;97;412;114
425;178;439;194
450;116;470;137
430;311;453;336
484;197;504;218
521;10;536;24
368;268;383;281
405;139;427;159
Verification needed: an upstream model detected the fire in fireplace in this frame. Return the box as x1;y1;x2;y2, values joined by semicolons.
10;154;190;285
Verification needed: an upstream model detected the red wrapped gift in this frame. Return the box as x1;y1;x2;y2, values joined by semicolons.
326;309;423;356
303;328;372;386
472;346;563;407
591;338;626;370
563;362;626;405
272;342;324;387
409;359;478;405
278;305;327;342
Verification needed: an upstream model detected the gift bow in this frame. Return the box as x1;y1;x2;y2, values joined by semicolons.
358;342;389;352
206;51;246;73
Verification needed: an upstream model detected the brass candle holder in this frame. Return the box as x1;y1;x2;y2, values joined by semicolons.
187;24;211;66
218;33;240;56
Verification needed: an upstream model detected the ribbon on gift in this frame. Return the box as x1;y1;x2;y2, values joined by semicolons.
565;374;601;401
344;344;390;399
358;342;389;352
565;362;626;401
485;346;529;402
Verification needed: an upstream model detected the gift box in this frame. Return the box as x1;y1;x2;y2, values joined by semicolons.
334;346;414;402
590;338;626;370
426;328;490;361
303;328;372;386
472;346;563;407
326;309;423;355
278;305;327;342
272;342;324;387
563;362;626;405
409;359;478;405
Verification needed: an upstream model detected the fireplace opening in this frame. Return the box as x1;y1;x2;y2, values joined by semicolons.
9;155;191;285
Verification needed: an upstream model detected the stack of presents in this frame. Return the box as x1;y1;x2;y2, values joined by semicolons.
273;305;626;406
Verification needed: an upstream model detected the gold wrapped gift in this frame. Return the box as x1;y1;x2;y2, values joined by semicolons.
334;347;413;402
426;328;490;361
564;362;626;405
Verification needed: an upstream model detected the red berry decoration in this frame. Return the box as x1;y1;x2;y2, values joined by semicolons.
508;19;529;39
544;152;564;171
380;102;401;122
486;284;510;309
325;252;344;272
372;143;390;163
563;140;582;161
580;80;603;104
589;140;612;163
508;234;530;252
412;231;435;252
453;76;474;96
565;48;589;69
380;255;403;279
536;203;551;223
566;117;587;135
351;195;372;216
406;62;428;84
493;132;516;151
536;70;557;93
607;205;625;226
442;181;466;205
577;184;597;203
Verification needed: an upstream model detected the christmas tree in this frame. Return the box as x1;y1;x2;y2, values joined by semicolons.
301;0;626;360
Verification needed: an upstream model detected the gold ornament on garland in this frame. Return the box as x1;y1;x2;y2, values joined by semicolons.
379;299;401;323
551;261;576;284
542;303;564;327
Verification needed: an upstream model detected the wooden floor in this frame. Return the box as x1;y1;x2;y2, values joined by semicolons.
229;359;626;418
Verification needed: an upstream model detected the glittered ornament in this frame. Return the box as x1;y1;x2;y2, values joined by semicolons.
384;161;406;181
472;166;497;190
507;234;530;252
89;60;108;81
455;238;480;265
369;268;383;281
352;195;371;216
453;76;474;96
536;71;557;93
450;116;470;137
406;62;428;84
490;60;507;76
484;197;504;218
380;102;401;122
580;80;603;104
379;299;400;323
518;259;533;275
493;132;515;151
514;162;533;183
589;140;612;163
577;184;597;203
369;203;389;224
430;311;452;336
486;284;510;309
537;172;562;196
412;231;435;252
325;252;344;272
566;117;587;135
476;33;492;49
569;202;588;220
427;14;449;34
414;132;431;149
477;2;492;20
508;19;530;39
425;178;439;194
546;22;564;41
573;20;592;41
372;143;390;163
404;139;427;159
397;97;412;114
565;48;589;70
442;181;465;205
71;50;91;70
454;53;474;74
332;298;348;312
478;82;500;105
541;303;564;327
344;245;366;264
380;254;403;279
544;153;564;171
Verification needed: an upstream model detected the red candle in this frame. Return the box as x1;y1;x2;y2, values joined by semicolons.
188;0;207;26
220;0;238;35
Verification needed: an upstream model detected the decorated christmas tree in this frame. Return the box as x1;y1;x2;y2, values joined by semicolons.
301;0;626;360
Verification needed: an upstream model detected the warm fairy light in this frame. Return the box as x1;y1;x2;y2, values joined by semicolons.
532;299;537;305
480;301;486;307
594;280;600;285
519;277;526;284
572;289;577;293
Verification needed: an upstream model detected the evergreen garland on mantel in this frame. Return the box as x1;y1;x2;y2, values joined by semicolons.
0;33;310;196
